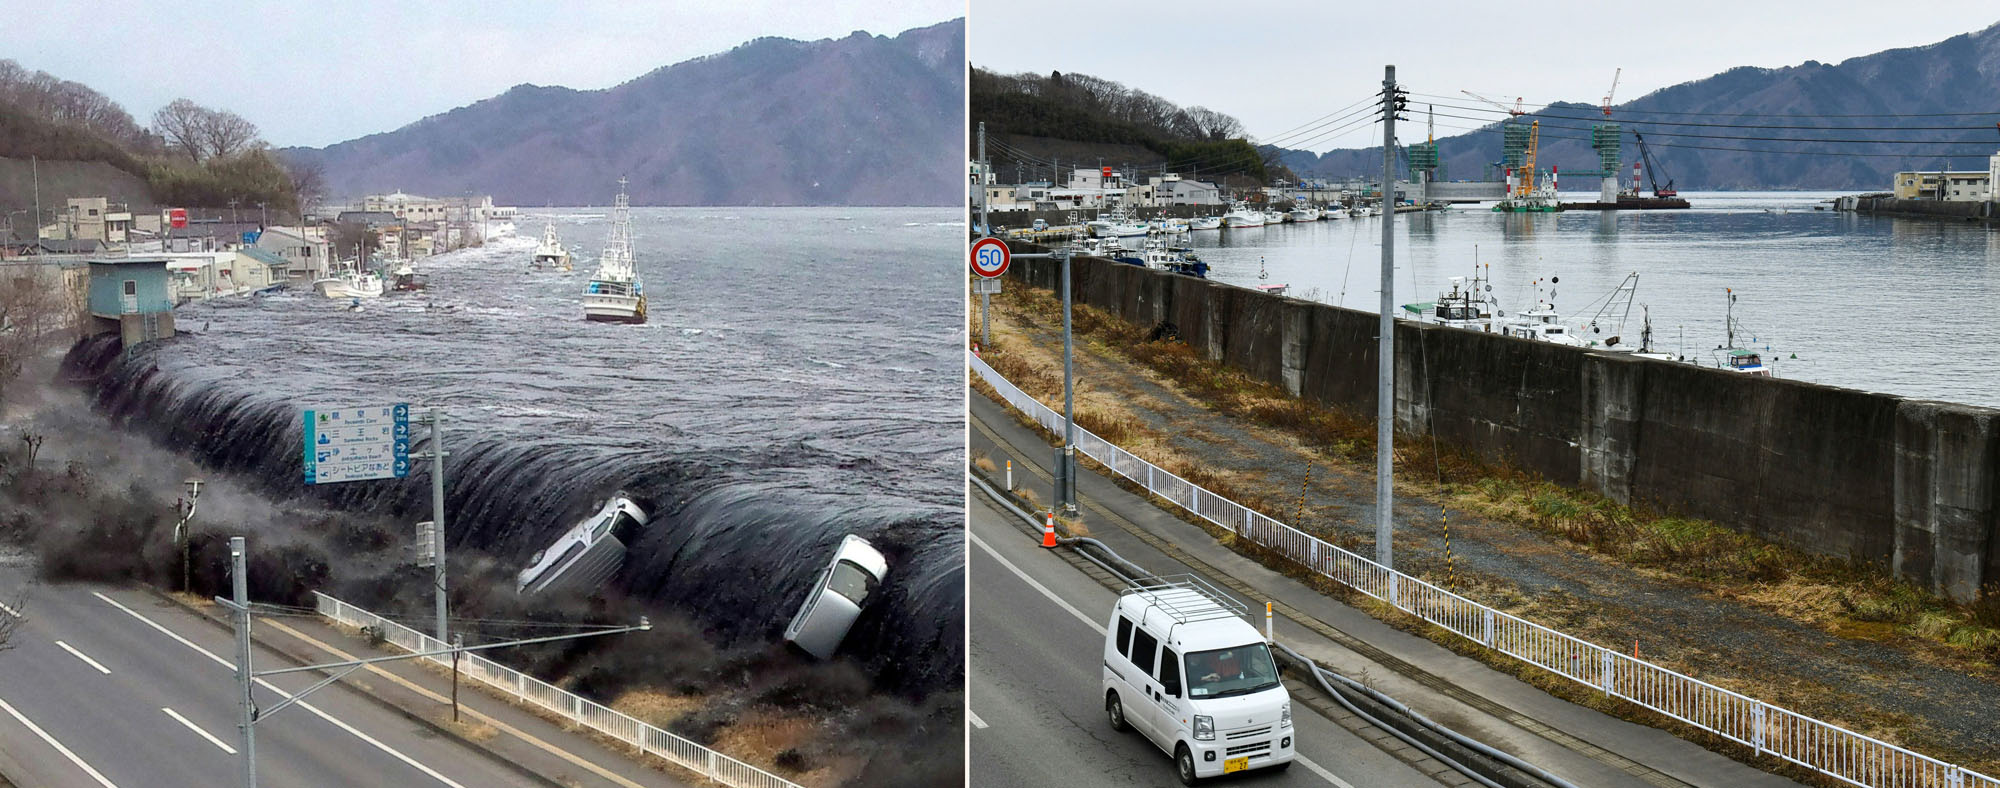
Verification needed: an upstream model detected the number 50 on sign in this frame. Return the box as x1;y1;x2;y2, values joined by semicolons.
970;237;1010;278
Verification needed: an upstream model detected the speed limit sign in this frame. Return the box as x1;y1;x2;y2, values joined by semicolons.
970;237;1010;278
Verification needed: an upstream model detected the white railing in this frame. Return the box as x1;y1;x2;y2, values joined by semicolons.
314;592;804;788
971;350;1995;788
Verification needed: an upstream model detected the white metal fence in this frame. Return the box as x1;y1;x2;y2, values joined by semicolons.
314;592;805;788
971;350;1996;788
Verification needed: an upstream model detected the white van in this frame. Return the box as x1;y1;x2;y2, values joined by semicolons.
1102;578;1294;784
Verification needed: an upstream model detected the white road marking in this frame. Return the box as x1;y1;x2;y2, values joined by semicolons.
0;692;119;787
973;522;1356;787
1297;755;1356;788
56;640;111;674
969;530;1102;632
90;591;468;788
162;707;236;754
967;710;988;729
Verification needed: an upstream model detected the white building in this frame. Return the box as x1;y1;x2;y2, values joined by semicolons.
1990;152;2000;202
363;191;451;223
253;226;330;280
1150;175;1222;206
163;251;277;303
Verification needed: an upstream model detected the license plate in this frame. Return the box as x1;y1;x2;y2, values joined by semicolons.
1224;756;1249;773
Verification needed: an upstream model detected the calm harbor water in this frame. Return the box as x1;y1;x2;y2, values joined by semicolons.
74;207;965;690
1190;192;2000;407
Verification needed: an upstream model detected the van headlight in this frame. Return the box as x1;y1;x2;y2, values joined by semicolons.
1280;702;1292;728
1193;715;1215;741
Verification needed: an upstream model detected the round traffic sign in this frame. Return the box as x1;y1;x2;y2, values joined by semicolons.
970;237;1010;278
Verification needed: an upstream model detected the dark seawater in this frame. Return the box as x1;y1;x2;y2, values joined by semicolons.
64;207;965;693
1192;192;2000;407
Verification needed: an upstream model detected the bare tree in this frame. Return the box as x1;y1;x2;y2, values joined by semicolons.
1185;107;1245;141
152;98;208;162
197;109;260;160
286;156;328;214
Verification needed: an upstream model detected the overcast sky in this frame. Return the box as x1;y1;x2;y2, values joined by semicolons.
0;0;963;148
973;1;1999;153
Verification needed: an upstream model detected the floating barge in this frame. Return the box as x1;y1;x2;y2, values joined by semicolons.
1559;196;1691;210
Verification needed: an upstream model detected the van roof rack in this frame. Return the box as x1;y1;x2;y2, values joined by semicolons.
1119;574;1248;624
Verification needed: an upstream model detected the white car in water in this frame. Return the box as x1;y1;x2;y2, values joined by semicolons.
783;534;889;660
517;495;648;597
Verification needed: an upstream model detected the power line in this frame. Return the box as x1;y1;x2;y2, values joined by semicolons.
1428;120;1996;160
1410;97;2000;131
1424;109;2000;145
1410;90;2000;119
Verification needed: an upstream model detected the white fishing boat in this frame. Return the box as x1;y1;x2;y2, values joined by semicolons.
1497;277;1585;346
531;221;572;272
1400;271;1497;330
1222;203;1265;228
582;178;647;324
1189;215;1223;231
1290;205;1319;223
313;252;385;300
1324;205;1349;219
1711;288;1775;376
1086;205;1149;238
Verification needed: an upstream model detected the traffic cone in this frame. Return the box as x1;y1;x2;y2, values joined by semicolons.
1041;511;1059;548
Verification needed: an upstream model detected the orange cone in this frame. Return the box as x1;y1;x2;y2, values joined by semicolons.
1041;511;1059;548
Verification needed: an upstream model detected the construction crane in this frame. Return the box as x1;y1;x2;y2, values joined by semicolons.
1520;121;1541;196
1601;68;1622;117
1461;90;1525;117
1632;132;1676;197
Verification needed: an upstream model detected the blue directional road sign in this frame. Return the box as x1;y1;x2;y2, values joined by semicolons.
303;403;411;484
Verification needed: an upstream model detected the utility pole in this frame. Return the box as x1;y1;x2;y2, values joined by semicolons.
176;479;202;592
1377;65;1400;569
420;408;449;643
977;122;990;237
1056;245;1077;514
229;536;257;788
31;156;40;242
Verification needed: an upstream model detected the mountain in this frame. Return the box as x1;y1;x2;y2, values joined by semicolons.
284;19;963;206
1277;20;2000;190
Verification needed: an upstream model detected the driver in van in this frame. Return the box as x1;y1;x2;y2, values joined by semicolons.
1195;649;1244;683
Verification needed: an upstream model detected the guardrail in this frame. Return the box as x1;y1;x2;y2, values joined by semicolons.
314;592;804;788
971;349;1995;788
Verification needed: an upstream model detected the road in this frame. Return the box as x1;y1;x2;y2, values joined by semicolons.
968;494;1450;788
0;570;550;788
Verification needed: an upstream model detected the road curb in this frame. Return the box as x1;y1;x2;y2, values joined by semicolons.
136;584;568;788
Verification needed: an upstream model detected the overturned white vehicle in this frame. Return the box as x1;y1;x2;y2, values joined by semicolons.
783;534;888;660
516;495;648;597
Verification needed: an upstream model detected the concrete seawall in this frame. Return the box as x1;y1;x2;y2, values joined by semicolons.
1004;249;1998;601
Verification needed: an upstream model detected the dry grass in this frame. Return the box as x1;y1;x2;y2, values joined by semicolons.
613;689;709;728
972;455;997;473
443;717;500;742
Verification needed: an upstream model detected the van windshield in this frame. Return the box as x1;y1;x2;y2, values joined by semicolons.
1184;643;1281;699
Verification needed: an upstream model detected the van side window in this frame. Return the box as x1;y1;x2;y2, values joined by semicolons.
1116;617;1133;657
1130;629;1158;675
1159;647;1182;696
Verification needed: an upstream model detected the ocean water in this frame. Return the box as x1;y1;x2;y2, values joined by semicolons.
69;207;965;691
1189;192;2000;406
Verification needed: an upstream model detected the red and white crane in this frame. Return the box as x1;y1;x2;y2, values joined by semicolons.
1601;68;1622;117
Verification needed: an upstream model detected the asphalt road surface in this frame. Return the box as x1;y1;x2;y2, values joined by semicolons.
968;494;1447;788
0;570;549;788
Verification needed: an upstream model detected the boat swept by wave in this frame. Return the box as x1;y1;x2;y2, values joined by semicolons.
581;178;647;324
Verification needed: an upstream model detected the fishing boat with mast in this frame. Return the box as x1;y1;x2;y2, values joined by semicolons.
581;178;646;324
1712;288;1773;376
531;220;572;272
